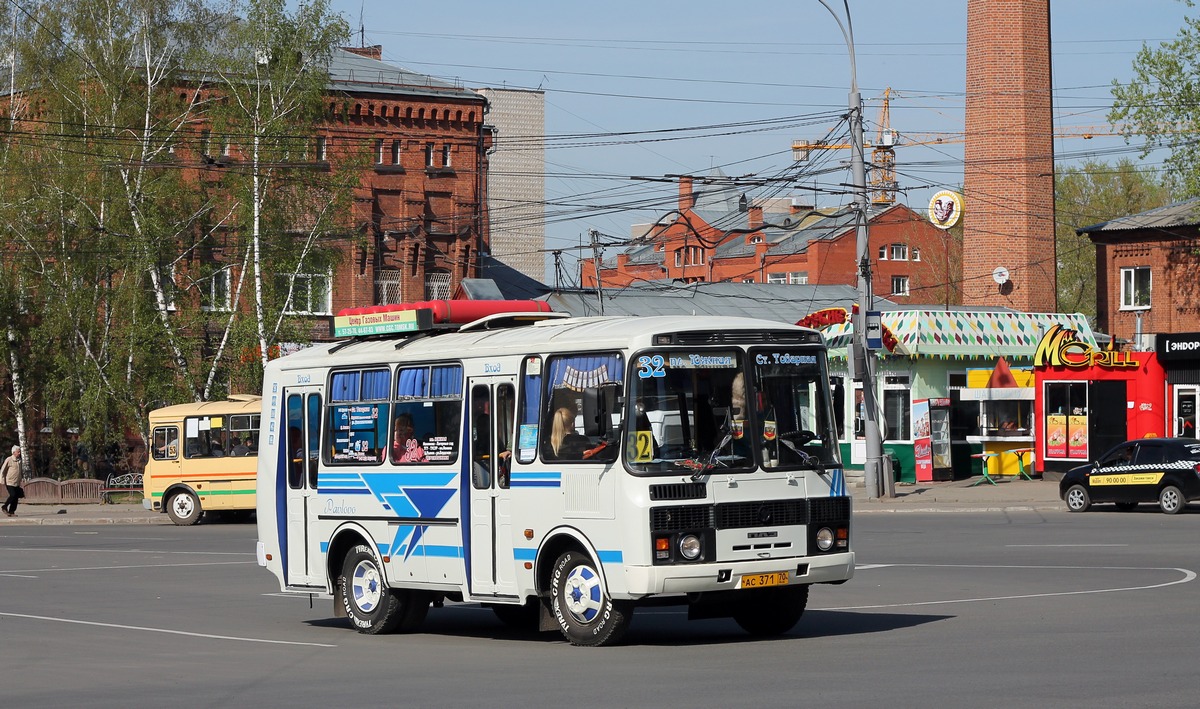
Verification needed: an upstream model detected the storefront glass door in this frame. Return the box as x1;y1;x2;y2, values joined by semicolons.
1175;387;1198;439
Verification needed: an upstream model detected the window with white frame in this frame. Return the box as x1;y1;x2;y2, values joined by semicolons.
201;266;231;311
891;275;910;296
391;139;401;165
441;144;452;167
315;135;327;161
912;247;921;262
883;374;911;441
878;245;888;260
1120;266;1151;309
425;143;435;167
890;243;908;261
766;272;786;284
278;272;331;315
374;139;384;164
788;271;809;284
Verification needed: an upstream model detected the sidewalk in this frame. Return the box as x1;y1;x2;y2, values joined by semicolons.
850;475;1063;513
0;475;1066;526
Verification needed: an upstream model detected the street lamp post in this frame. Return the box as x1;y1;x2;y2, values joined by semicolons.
819;0;885;498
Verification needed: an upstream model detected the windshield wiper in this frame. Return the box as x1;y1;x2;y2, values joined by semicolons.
777;430;825;473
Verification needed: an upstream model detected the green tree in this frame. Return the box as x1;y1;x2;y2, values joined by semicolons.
1055;159;1171;319
199;0;355;381
1110;0;1200;197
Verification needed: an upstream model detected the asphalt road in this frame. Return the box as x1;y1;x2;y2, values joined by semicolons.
1;509;1196;708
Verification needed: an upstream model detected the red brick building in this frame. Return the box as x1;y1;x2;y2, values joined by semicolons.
581;175;960;306
962;0;1056;311
321;46;491;317
1080;199;1200;346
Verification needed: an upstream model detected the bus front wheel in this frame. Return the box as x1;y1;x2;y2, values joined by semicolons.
549;551;631;647
166;491;202;526
338;544;429;635
733;584;809;637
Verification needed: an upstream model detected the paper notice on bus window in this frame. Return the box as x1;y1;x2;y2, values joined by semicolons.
519;424;538;459
198;418;211;431
210;416;224;429
186;419;200;437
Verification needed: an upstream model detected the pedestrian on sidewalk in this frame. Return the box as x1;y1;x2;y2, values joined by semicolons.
2;445;24;517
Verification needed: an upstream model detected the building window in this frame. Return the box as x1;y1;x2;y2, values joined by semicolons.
374;139;384;164
883;374;911;441
442;144;452;167
201;266;231;312
155;263;177;311
425;143;435;167
750;235;763;244
279;273;331;315
674;250;682;268
890;243;908;261
315;136;327;161
787;272;808;284
891;276;910;296
425;270;451;300
391;139;401;165
878;245;888;260
375;270;402;305
1120;266;1151;310
912;247;921;262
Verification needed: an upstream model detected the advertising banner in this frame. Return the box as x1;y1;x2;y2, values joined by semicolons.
1046;414;1067;458
1068;414;1089;458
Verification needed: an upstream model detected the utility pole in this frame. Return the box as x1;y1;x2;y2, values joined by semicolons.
820;0;885;499
589;229;605;316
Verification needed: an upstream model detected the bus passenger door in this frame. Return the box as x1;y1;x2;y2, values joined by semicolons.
284;387;323;587
467;377;519;598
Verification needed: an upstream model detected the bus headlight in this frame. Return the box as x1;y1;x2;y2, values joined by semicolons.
679;534;702;560
815;527;835;552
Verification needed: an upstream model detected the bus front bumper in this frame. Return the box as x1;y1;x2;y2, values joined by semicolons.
620;551;855;597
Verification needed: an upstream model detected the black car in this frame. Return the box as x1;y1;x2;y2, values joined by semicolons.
1060;438;1200;514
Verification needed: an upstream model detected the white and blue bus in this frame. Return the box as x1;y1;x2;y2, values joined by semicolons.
255;301;853;646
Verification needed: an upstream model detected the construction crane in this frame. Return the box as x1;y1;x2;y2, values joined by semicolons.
792;88;1184;205
791;88;901;205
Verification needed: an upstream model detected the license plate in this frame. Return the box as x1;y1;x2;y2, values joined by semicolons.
738;571;789;589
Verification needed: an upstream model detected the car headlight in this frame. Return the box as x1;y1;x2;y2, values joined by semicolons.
679;534;702;560
815;527;835;552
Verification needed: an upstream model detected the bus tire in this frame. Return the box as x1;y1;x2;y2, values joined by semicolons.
166;490;202;526
733;584;809;637
338;544;426;635
549;551;631;647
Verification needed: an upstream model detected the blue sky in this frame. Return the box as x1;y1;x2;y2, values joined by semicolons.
320;0;1193;274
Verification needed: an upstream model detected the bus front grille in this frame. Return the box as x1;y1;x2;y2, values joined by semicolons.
649;482;707;501
714;500;807;529
650;505;713;531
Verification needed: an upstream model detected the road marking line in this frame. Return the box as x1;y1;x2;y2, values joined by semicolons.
0;611;336;648
0;546;253;555
1005;544;1128;548
0;561;254;574
816;565;1195;611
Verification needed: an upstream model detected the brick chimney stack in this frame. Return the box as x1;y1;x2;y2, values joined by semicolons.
748;205;763;230
678;176;695;211
962;0;1056;312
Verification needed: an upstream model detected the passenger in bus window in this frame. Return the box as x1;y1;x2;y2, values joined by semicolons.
549;407;589;459
231;437;250;456
391;413;427;464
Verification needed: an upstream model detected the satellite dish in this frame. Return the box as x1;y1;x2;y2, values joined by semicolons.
992;266;1010;285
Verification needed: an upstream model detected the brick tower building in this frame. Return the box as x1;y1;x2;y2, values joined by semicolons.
963;0;1056;311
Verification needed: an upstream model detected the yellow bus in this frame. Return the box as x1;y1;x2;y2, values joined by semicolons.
144;394;262;525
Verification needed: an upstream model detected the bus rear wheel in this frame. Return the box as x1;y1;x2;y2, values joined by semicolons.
733;584;809;637
338;544;429;635
166;491;202;526
549;551;631;647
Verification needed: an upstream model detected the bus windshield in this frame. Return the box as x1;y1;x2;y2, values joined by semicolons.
751;348;839;470
625;350;751;474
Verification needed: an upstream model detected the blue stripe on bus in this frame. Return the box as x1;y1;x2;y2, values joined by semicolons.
513;547;536;561
597;550;623;564
510;472;562;482
319;488;372;495
510;480;560;488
